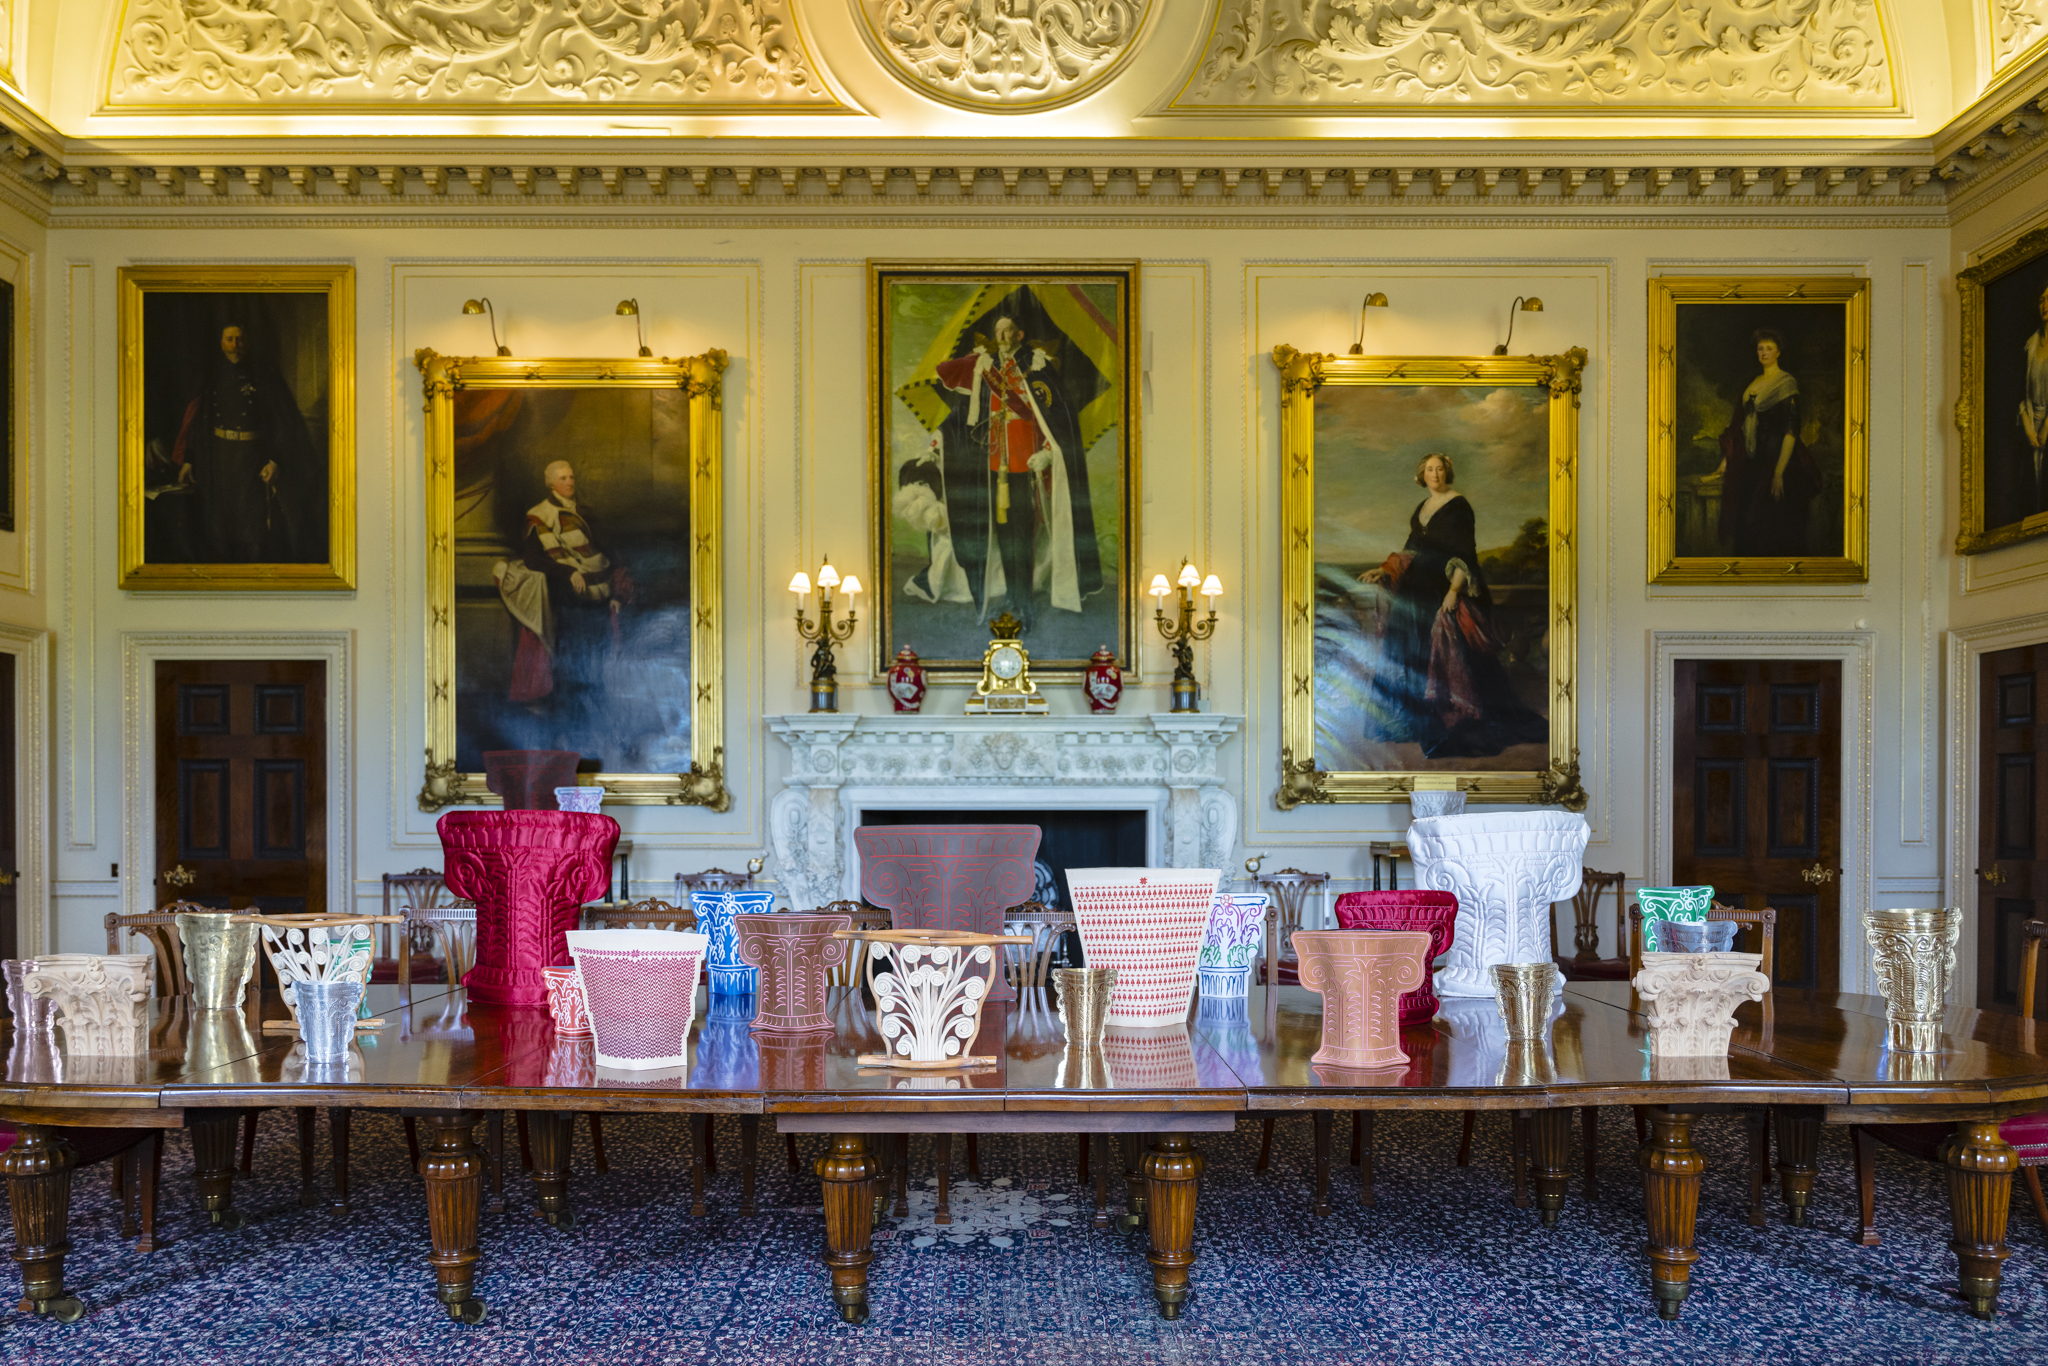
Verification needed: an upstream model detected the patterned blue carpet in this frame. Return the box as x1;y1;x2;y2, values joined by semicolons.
1;1107;2042;1365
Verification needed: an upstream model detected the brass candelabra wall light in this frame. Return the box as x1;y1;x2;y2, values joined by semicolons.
1149;559;1222;713
791;557;861;713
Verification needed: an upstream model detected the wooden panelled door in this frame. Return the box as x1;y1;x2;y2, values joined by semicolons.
1673;659;1843;991
154;661;326;915
1978;642;2047;1017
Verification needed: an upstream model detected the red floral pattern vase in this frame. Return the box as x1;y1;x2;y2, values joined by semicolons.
1084;646;1123;713
887;646;927;713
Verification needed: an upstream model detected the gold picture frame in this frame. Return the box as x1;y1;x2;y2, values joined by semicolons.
414;350;729;811
1647;276;1870;583
1274;346;1586;809
1957;226;2048;555
118;264;356;590
869;260;1140;684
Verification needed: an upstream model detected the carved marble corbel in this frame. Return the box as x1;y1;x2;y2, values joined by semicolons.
1632;951;1770;1057
26;954;153;1056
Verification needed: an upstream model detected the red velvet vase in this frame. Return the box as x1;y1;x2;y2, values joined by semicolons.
855;824;1039;1003
439;810;619;1007
1333;889;1459;1024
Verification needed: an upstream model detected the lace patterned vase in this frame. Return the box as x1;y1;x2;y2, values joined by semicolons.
690;888;779;996
735;912;850;1034
1636;885;1714;953
252;919;376;1024
1333;890;1459;1023
1068;868;1222;1027
442;810;620;1007
1196;891;1266;999
1406;812;1588;999
1864;907;1963;1053
564;928;708;1070
1292;929;1431;1069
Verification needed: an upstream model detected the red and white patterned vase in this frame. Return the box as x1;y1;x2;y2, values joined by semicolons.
1066;868;1222;1028
542;965;592;1037
1083;647;1123;713
887;646;927;713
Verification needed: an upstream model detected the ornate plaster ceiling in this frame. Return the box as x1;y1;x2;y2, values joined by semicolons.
855;0;1156;111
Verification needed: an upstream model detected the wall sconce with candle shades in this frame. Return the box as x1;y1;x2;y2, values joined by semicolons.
791;557;861;713
1151;559;1221;713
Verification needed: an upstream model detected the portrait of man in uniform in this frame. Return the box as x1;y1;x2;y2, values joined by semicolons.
122;268;352;589
876;265;1137;679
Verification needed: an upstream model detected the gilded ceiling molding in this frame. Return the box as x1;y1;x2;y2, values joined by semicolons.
1169;0;1896;112
1993;0;2048;69
107;0;845;110
857;0;1154;110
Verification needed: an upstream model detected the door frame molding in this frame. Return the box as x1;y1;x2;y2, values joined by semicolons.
121;632;352;921
1650;630;1875;994
1944;609;2048;1007
0;623;50;956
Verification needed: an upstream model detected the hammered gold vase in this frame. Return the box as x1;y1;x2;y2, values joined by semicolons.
1863;907;1962;1054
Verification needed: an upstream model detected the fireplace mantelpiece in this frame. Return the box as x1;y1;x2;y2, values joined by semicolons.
766;714;1243;911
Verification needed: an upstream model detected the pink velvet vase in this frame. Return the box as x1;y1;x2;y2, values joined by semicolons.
1293;929;1432;1069
1333;890;1459;1024
734;912;851;1035
439;810;619;1007
856;824;1040;1003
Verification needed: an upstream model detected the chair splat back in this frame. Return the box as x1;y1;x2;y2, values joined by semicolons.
583;898;697;933
105;906;198;999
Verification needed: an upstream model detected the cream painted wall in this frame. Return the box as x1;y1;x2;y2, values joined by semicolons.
36;219;1955;989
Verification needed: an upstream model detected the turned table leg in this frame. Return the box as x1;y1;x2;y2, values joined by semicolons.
934;1134;953;1225
1311;1112;1332;1218
818;1133;874;1324
1638;1108;1703;1320
1118;1132;1146;1233
527;1111;576;1228
1356;1113;1377;1207
189;1110;247;1231
1851;1125;1882;1247
1091;1132;1111;1230
296;1108;320;1208
328;1108;352;1212
4;1125;82;1322
1144;1133;1203;1321
417;1111;488;1324
1774;1106;1821;1227
1526;1109;1572;1227
740;1116;759;1217
1941;1120;2017;1321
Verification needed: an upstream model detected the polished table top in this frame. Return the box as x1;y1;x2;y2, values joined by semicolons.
7;978;2046;1118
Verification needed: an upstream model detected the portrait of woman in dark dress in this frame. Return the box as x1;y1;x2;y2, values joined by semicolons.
1358;453;1549;759
1715;328;1818;557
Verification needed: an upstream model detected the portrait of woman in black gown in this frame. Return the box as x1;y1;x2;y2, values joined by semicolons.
1713;329;1819;557
1358;453;1549;759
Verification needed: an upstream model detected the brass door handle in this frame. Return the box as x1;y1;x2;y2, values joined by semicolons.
1979;866;2010;886
0;870;14;886
1800;862;1837;885
162;864;196;888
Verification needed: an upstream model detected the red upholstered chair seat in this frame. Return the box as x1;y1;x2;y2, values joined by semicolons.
1999;1110;2048;1164
368;955;446;985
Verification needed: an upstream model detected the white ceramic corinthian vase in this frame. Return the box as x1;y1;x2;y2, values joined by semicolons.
1632;951;1771;1057
1406;812;1589;999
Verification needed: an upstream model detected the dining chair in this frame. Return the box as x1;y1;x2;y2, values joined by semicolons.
378;869;452;984
1254;868;1329;987
1002;902;1085;1183
1555;869;1628;981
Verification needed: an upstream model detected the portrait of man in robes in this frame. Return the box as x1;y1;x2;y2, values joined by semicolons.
879;270;1133;673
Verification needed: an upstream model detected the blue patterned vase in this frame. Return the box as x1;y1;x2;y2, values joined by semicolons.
1196;891;1266;1000
691;888;778;995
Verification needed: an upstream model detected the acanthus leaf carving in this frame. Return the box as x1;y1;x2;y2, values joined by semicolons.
112;0;841;109
1995;0;2048;68
1174;0;1895;112
860;0;1153;110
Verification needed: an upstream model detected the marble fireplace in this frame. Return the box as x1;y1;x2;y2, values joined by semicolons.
766;714;1243;912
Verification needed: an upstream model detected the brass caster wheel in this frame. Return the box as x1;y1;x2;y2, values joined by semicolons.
448;1298;488;1325
39;1296;85;1323
837;1301;869;1325
544;1208;576;1231
1539;1209;1560;1229
212;1209;248;1232
1156;1300;1183;1322
1114;1213;1142;1234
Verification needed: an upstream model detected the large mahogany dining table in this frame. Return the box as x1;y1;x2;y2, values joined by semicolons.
2;974;2041;1327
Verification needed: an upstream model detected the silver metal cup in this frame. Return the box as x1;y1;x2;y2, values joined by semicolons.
1054;967;1116;1046
1661;919;1739;954
3;959;55;1034
1491;962;1558;1042
175;912;261;1010
296;978;365;1065
1864;907;1962;1053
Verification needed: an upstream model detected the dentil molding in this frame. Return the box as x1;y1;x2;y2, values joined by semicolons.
110;0;844;110
859;0;1154;111
1172;0;1896;112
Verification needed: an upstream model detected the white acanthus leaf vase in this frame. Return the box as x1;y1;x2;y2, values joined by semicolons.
24;954;153;1056
1632;951;1770;1057
1406;812;1589;999
873;941;997;1065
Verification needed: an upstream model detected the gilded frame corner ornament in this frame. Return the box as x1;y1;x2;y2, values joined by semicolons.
117;264;357;591
1957;226;2048;556
1646;276;1870;584
415;348;729;811
1274;345;1585;808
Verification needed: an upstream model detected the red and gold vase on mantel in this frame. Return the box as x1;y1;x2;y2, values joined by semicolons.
1084;646;1123;713
887;645;927;713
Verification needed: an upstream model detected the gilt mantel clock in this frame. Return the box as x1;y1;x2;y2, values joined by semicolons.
965;612;1048;716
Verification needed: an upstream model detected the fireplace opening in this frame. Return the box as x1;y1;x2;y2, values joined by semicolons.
856;807;1148;914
